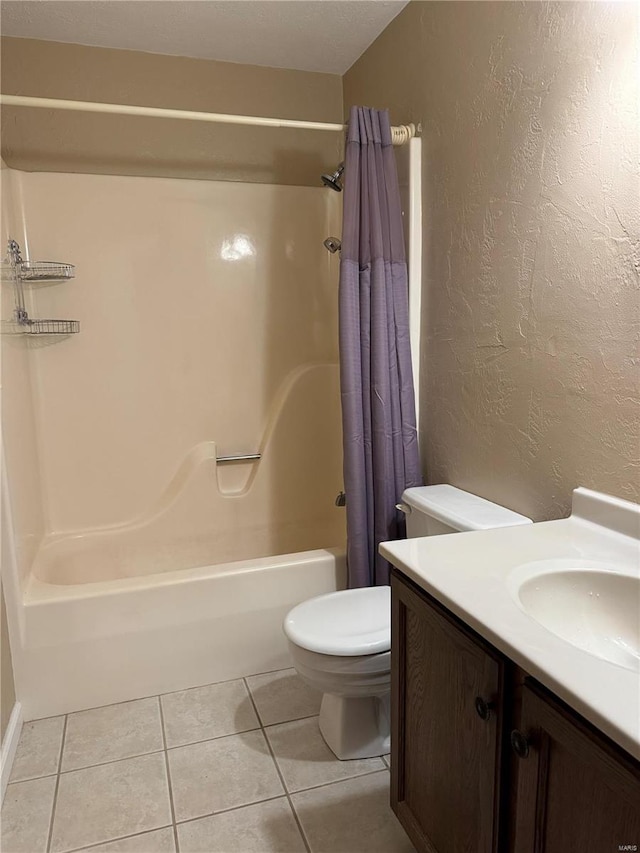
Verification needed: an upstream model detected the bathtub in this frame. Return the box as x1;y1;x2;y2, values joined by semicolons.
17;546;346;720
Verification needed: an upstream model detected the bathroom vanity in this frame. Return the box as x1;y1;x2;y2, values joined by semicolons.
381;488;640;853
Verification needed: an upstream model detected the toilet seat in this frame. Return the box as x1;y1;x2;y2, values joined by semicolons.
284;586;390;656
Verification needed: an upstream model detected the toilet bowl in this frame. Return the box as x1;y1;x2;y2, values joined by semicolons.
284;586;391;760
284;485;532;761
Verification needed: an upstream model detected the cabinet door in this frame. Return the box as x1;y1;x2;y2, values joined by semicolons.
391;570;506;853
512;681;640;853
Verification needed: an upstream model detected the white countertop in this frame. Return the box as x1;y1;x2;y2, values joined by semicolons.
380;488;640;760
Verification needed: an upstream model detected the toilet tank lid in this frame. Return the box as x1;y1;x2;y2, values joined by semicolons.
401;485;532;531
284;586;390;656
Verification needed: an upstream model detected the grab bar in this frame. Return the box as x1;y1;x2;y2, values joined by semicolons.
216;453;261;464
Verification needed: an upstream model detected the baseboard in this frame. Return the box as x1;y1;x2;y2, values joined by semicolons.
1;702;23;803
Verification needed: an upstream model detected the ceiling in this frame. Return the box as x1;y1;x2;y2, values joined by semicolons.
0;0;409;75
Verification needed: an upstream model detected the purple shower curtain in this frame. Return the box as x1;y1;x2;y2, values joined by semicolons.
339;106;422;589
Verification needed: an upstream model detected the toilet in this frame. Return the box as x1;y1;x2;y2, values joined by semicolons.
283;484;532;760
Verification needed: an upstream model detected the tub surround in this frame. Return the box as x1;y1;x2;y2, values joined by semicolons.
7;170;342;538
381;488;640;759
1;164;45;589
32;364;344;586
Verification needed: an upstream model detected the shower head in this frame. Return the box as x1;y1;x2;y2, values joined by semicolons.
321;163;344;192
323;237;342;254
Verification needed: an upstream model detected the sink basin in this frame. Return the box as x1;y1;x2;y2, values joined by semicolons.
510;560;640;672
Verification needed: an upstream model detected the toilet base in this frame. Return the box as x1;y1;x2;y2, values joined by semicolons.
318;692;391;760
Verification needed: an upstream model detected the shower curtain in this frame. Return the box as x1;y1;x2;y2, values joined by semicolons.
339;106;422;589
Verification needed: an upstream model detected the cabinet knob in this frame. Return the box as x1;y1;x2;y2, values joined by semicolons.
474;696;493;721
510;729;530;759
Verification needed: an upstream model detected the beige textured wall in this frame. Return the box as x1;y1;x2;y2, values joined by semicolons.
1;581;16;740
345;1;639;520
0;37;343;185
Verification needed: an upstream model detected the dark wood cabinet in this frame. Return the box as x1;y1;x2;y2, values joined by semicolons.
512;681;640;853
391;569;640;853
391;570;507;853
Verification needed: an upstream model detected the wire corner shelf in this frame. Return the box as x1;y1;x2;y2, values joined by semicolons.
5;239;80;336
21;318;80;336
19;260;76;282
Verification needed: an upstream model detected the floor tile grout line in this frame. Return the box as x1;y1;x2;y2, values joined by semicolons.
174;792;290;828
165;725;263;752
242;676;266;728
283;794;313;853
242;676;272;739
31;693;164;724
243;678;312;853
45;714;68;853
288;766;389;798
59;824;175;853
55;747;168;776
245;665;298;680
157;697;180;853
6;771;59;786
262;712;323;729
10;712;67;730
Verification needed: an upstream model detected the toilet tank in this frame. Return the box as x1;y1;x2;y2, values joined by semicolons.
400;485;532;538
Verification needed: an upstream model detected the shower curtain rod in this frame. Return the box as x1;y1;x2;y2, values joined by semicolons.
0;94;417;145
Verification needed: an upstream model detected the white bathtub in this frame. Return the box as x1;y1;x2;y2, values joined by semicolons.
17;547;346;720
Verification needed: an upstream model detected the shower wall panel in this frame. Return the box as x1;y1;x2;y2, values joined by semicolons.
1;163;46;584
10;170;344;557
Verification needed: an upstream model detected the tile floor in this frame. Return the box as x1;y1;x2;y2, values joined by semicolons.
2;668;413;853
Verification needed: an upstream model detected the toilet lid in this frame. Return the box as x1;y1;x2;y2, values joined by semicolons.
284;586;390;656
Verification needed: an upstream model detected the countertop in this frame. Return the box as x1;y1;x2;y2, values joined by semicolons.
380;488;640;760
